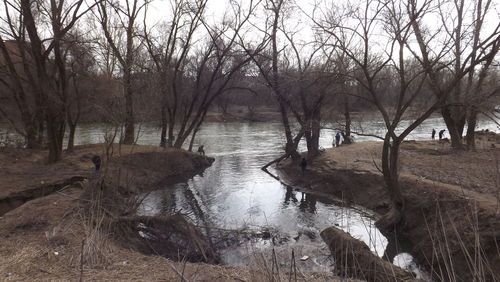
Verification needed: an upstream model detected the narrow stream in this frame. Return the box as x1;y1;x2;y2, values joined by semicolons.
133;122;444;278
1;117;498;279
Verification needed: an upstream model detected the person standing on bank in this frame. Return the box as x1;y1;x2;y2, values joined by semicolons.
91;155;101;171
439;129;446;140
335;132;342;147
197;145;205;156
432;129;436;140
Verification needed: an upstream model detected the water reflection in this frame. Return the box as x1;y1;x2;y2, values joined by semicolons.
134;122;392;270
4;118;497;277
284;186;298;205
298;192;317;214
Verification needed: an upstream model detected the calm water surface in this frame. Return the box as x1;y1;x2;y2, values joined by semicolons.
2;117;498;278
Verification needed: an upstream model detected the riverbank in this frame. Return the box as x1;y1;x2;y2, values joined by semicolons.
279;138;500;281
0;144;342;281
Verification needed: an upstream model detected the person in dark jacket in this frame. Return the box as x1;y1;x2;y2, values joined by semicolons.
91;155;101;171
197;145;205;156
335;132;342;147
439;129;446;140
432;129;436;140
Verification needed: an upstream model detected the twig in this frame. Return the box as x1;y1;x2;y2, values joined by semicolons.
289;249;297;282
168;263;189;282
262;153;289;171
79;239;85;282
272;248;280;282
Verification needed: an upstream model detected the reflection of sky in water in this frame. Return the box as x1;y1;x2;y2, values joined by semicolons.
2;116;498;147
3;117;497;277
135;118;500;261
394;253;434;281
137;122;389;259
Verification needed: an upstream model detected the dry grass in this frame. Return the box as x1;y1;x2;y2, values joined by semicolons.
420;200;500;282
77;181;112;269
279;140;500;281
246;248;346;282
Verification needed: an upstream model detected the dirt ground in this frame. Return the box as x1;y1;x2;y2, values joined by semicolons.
0;144;205;198
280;135;500;281
0;144;341;281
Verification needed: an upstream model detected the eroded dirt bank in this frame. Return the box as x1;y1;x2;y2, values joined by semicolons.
0;144;341;281
280;140;500;281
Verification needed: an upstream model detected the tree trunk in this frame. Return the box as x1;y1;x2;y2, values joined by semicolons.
0;39;41;149
46;113;65;163
37;117;44;147
278;102;300;159
25;124;40;149
465;109;478;150
167;122;175;147
441;106;465;149
160;105;167;147
377;137;404;230
173;122;188;149
270;4;299;160
167;108;176;147
67;123;76;152
306;109;321;157
344;98;351;137
122;70;135;144
188;127;199;152
174;107;209;150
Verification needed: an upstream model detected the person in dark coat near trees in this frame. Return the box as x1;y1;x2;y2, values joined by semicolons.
197;145;205;156
432;129;436;140
335;132;342;147
91;155;101;171
439;129;446;140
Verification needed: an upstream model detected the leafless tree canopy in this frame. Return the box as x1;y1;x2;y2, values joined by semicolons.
0;0;498;225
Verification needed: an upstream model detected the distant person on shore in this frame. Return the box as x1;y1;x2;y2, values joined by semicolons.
300;158;307;174
91;155;101;171
197;145;205;156
432;129;436;140
335;132;342;147
439;129;446;140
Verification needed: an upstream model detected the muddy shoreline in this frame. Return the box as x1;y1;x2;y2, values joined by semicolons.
0;144;341;281
279;141;500;281
2;140;499;281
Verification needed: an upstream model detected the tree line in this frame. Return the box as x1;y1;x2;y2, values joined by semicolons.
0;0;498;226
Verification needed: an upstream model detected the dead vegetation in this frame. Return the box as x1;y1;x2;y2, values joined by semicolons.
0;144;232;281
111;214;219;263
74;146;219;266
0;143;344;281
280;140;500;281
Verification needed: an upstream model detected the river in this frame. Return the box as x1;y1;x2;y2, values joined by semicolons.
1;117;498;279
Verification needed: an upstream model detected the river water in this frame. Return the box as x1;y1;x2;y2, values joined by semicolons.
1;117;498;279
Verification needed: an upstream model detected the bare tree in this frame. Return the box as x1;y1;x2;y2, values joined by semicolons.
0;0;95;162
65;31;96;151
277;10;344;156
143;0;207;147
173;0;261;150
407;0;499;149
96;0;150;144
314;0;455;228
240;0;303;162
143;0;260;150
0;36;43;148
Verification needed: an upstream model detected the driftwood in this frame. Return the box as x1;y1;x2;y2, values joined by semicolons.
321;227;420;282
111;214;219;263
